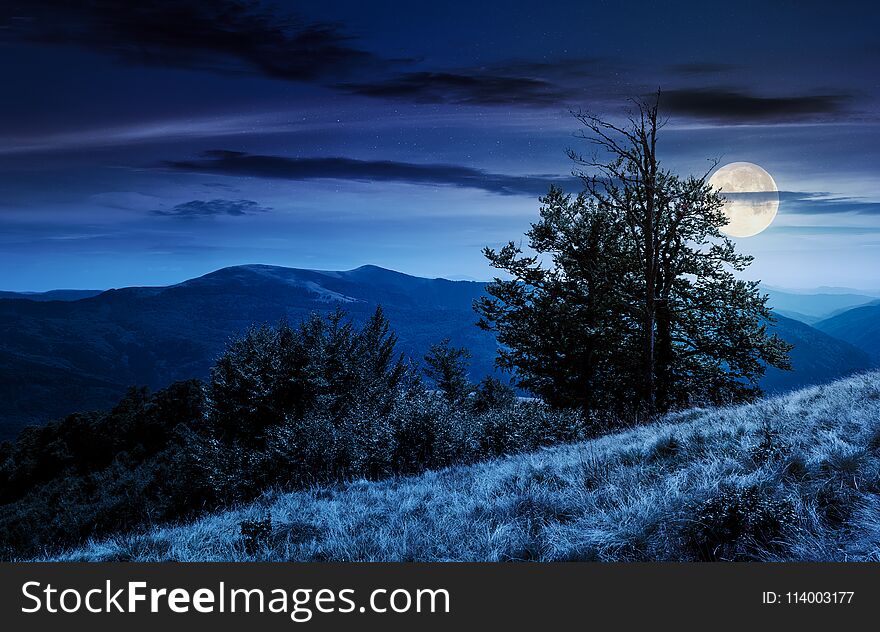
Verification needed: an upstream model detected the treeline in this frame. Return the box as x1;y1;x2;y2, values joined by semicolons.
0;307;592;558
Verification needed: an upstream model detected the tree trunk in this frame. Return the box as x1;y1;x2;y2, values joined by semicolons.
655;296;672;413
642;266;656;417
642;123;658;418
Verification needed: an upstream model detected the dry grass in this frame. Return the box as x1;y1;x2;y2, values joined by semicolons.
45;372;880;562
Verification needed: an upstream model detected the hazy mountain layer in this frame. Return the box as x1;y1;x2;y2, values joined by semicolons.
815;303;880;360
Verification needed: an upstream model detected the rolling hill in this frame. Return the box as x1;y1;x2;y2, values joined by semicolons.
0;290;104;302
761;314;873;392
762;287;877;323
0;265;873;439
815;303;880;360
45;371;880;562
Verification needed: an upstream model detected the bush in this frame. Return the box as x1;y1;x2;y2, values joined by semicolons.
472;376;517;413
240;513;272;554
811;445;872;526
479;404;589;457
749;419;789;464
687;485;798;561
210;307;406;445
339;409;397;480
423;339;471;406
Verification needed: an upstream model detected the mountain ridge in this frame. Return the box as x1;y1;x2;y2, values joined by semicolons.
0;289;104;302
815;303;880;361
0;264;494;439
0;264;873;439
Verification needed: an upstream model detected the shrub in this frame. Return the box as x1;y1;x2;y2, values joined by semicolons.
687;485;798;561
811;445;872;526
647;434;682;462
339;409;397;480
210;307;406;446
390;393;449;473
749;419;789;464
472;376;517;413
240;513;272;554
423;339;472;406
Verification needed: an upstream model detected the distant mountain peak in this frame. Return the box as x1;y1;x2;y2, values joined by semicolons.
350;264;390;273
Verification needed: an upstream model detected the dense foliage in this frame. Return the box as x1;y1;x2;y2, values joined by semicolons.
0;381;209;559
423;338;472;405
477;98;792;420
0;307;592;558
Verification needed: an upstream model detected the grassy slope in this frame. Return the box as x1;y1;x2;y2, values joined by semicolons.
49;372;880;562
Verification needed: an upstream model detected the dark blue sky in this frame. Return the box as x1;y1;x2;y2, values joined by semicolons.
1;0;878;291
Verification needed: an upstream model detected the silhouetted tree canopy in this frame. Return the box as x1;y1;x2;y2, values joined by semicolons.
477;95;792;419
423;338;472;405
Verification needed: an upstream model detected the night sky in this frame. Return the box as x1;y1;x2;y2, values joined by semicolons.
1;0;878;291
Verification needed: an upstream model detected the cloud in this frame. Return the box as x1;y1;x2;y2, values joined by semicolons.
152;199;271;219
659;88;850;123
0;0;612;111
0;3;584;109
708;190;880;215
0;0;385;81
339;71;574;107
778;191;880;215
338;57;609;107
160;150;579;196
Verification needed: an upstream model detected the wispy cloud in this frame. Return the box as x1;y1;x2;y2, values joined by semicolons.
337;57;609;108
0;0;389;81
340;71;573;107
715;190;880;215
0;1;587;110
0;113;297;155
152;198;271;219
779;191;880;215
159;150;579;196
660;88;851;124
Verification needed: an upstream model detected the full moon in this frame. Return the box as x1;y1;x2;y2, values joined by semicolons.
707;162;779;238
